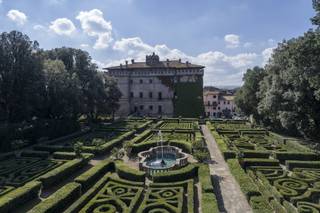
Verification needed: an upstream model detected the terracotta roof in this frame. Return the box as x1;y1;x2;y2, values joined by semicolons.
105;60;204;70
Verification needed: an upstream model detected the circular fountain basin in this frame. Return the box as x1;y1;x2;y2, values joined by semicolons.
138;146;189;175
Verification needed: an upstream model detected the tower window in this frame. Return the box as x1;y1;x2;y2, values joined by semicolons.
158;92;162;100
149;92;153;98
140;105;144;110
149;79;153;83
158;105;162;113
149;105;153;110
140;79;143;84
139;92;143;98
130;92;134;98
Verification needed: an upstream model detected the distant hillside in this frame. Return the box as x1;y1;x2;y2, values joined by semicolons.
203;86;240;95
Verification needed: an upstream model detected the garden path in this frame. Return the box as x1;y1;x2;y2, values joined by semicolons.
201;125;252;213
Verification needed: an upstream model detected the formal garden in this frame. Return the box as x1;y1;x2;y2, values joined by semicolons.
0;118;319;212
209;120;320;213
0;118;218;213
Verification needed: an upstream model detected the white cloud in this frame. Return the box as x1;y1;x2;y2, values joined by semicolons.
224;34;240;48
49;18;76;36
262;47;275;65
76;9;113;49
243;42;252;48
80;44;90;48
111;37;260;86
33;24;46;31
7;10;27;25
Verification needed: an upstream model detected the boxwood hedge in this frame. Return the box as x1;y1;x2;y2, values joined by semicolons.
152;164;198;182
0;181;42;213
74;159;115;192
115;162;146;182
29;182;81;213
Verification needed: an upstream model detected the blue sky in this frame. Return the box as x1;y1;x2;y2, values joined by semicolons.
0;0;315;86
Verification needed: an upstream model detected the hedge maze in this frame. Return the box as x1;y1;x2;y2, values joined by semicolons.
0;118;221;213
0;157;62;187
209;120;320;213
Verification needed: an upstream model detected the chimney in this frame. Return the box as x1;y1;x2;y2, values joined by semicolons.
166;59;169;62
186;61;189;66
131;59;135;64
120;63;123;69
125;60;128;67
178;58;181;63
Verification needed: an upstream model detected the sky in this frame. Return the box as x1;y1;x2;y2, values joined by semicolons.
0;0;316;87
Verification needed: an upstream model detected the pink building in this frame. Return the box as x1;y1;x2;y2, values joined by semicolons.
203;90;237;118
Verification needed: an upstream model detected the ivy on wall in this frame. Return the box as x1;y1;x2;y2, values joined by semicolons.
156;75;204;118
173;79;204;118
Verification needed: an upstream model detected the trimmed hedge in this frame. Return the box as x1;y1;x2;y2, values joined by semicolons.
66;176;144;213
94;130;136;154
223;151;237;160
227;159;273;213
227;159;260;196
52;152;77;160
241;150;271;159
285;160;320;170
274;152;320;162
65;175;109;213
20;150;49;158
74;159;115;192
240;158;279;169
198;164;219;213
37;157;89;188
0;152;15;160
115;162;146;182
131;129;152;144
131;140;192;154
33;145;74;153
0;181;42;213
29;182;81;213
152;164;198;182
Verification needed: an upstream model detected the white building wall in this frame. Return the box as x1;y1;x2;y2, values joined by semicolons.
204;91;236;118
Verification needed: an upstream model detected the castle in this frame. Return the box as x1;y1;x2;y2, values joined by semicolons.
105;53;205;117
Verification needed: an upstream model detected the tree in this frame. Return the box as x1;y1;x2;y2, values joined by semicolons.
234;66;265;121
257;31;320;138
43;47;121;122
42;59;82;120
311;0;320;26
0;31;45;122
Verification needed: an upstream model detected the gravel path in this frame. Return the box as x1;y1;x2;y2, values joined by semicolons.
201;125;252;213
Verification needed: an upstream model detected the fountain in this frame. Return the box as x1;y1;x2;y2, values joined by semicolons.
138;130;189;175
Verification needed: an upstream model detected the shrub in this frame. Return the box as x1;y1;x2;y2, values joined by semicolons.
37;158;89;188
274;152;320;162
240;158;279;168
29;182;81;213
34;145;74;153
52;151;77;160
0;152;15;160
131;140;191;154
241;150;271;159
153;164;198;182
227;159;273;213
115;162;146;182
20;150;49;158
0;181;42;212
74;159;115;192
193;150;210;162
285;160;320;170
198;164;219;213
131;129;152;144
223;151;237;160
